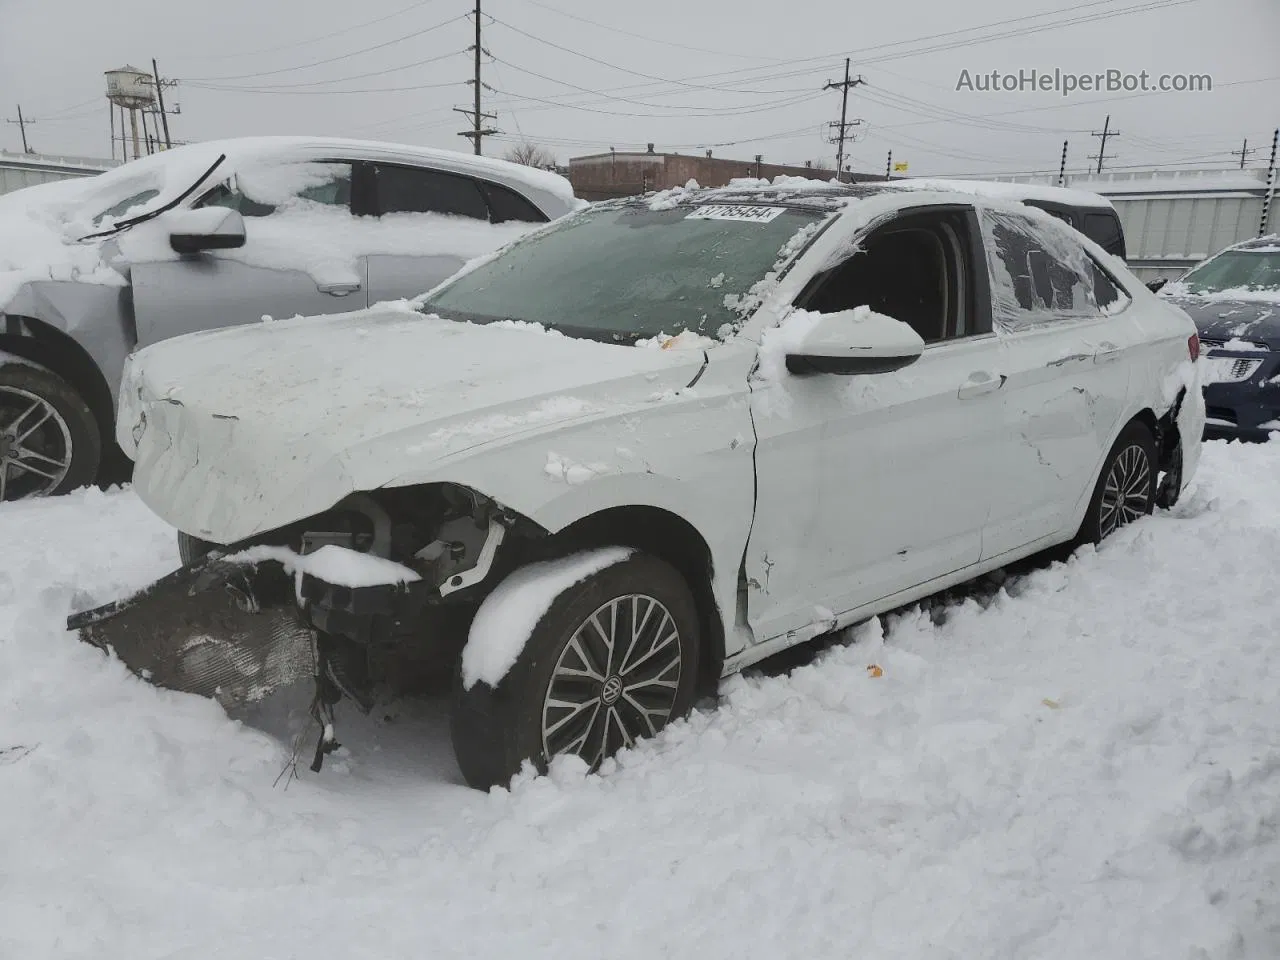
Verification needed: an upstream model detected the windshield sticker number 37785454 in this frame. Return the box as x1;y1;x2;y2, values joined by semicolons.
685;204;786;224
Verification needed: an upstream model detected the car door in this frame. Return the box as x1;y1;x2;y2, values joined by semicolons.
364;164;548;304
977;205;1141;558
744;204;1008;644
130;160;366;347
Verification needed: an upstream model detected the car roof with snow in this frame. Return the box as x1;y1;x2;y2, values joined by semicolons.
1226;234;1280;253
8;136;581;224
636;176;1112;216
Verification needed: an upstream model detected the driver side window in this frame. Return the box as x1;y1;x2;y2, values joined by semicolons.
195;161;353;218
796;207;981;343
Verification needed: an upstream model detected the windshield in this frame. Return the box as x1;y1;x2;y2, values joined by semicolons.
91;188;162;226
420;202;826;342
1176;250;1280;297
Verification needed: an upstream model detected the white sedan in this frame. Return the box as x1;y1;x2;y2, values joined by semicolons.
81;179;1205;789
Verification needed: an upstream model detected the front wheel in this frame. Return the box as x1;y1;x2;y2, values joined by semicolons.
450;551;701;790
0;363;100;502
1077;420;1157;545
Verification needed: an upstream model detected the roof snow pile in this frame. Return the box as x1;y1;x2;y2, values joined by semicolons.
892;177;1115;208
2;441;1279;957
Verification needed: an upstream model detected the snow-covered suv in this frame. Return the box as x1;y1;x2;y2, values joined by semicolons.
0;136;581;501
73;178;1204;789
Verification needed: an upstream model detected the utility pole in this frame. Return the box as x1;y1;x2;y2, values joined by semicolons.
824;58;864;181
755;154;763;178
1260;127;1278;237
1230;137;1255;170
1089;114;1119;174
152;59;173;149
455;0;498;155
885;150;892;181
1057;140;1069;186
6;105;35;153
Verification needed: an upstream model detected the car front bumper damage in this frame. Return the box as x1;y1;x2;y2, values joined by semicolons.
67;548;443;772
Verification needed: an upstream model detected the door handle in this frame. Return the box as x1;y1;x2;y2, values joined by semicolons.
957;373;1007;399
319;281;362;297
1093;341;1122;364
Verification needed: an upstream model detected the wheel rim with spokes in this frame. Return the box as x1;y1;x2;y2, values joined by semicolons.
0;386;73;501
540;594;683;768
1098;443;1151;538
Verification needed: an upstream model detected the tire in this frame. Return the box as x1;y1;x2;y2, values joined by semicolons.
450;551;701;790
0;362;100;502
177;531;219;566
1077;419;1158;545
1155;435;1183;510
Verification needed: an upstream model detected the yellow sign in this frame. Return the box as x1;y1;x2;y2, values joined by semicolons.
893;161;909;173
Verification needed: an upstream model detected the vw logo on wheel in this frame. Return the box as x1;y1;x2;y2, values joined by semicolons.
600;675;623;705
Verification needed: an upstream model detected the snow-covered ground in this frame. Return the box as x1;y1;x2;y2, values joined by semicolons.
2;441;1278;959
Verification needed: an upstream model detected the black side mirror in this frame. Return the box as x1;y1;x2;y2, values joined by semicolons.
168;208;248;254
1146;277;1169;293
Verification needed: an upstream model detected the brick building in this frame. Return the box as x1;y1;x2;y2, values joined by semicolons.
569;145;883;201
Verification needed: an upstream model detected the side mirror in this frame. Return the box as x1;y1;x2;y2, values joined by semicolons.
785;308;925;375
1145;277;1169;293
168;207;247;254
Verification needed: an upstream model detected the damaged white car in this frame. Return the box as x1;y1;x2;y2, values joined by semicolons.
70;179;1205;789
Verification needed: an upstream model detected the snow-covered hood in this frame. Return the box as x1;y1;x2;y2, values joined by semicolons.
121;307;707;543
1163;295;1280;348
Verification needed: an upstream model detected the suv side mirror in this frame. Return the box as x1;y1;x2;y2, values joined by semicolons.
1145;277;1169;293
785;307;925;375
168;208;247;254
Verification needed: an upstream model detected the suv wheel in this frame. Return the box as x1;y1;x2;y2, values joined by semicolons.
450;551;701;790
0;363;100;501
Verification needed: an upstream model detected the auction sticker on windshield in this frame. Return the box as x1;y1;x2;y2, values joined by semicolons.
685;204;786;223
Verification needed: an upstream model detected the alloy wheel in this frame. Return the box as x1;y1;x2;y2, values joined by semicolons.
1098;443;1151;538
540;594;683;768
0;385;73;501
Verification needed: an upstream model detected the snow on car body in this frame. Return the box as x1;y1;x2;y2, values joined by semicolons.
0;136;581;501
88;178;1204;788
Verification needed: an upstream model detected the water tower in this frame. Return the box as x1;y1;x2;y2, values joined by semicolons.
105;65;156;161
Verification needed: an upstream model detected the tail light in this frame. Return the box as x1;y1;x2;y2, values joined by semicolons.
1188;333;1200;361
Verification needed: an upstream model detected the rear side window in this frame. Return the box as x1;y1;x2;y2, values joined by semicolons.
481;181;548;224
981;208;1111;328
1082;211;1125;258
375;165;489;220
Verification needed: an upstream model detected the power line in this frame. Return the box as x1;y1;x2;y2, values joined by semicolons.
184;12;467;81
520;0;790;63
188;49;466;90
185;79;462;95
184;0;443;62
488;85;822;120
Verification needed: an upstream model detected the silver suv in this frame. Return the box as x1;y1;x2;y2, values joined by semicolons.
0;136;581;501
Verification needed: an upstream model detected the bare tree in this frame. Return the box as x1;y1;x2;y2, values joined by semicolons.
503;141;557;168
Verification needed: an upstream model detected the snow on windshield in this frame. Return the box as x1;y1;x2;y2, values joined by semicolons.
421;201;831;344
1162;249;1280;303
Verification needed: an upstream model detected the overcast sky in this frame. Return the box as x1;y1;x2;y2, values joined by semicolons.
1;0;1276;179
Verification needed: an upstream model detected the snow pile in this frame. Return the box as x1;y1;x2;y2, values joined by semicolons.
634;330;717;350
461;546;635;689
3;443;1280;958
755;308;823;381
894;177;1114;209
117;203;536;290
227;543;421;588
544;451;612;485
1161;282;1280;304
